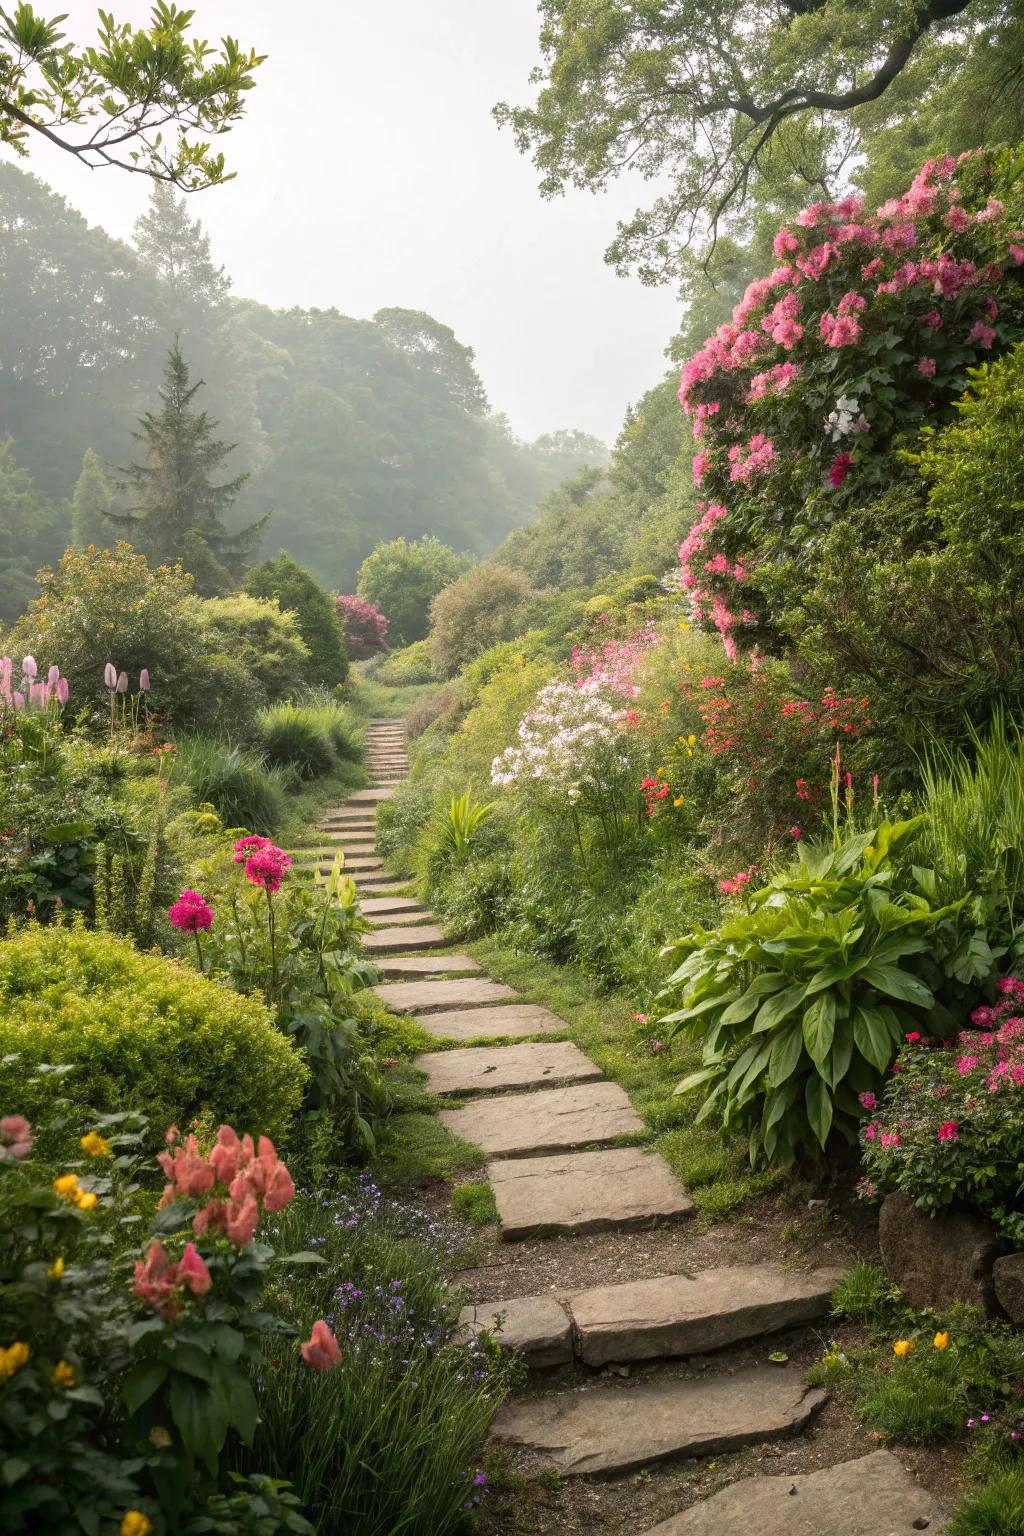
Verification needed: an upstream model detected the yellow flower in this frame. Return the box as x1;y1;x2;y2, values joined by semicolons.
75;1190;98;1211
933;1331;950;1351
674;796;686;808
0;1341;30;1381
53;1173;80;1201
677;620;690;631
148;1425;172;1449
80;1132;111;1158
51;1360;76;1388
47;1256;64;1281
686;734;696;747
120;1514;152;1536
893;1339;913;1358
656;767;666;778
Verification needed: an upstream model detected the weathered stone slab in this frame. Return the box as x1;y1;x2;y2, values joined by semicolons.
344;787;396;804
441;1081;641;1158
329;841;376;855
489;1147;693;1240
360;896;429;916
372;977;517;1015
351;875;410;892
417;1003;568;1042
417;1041;603;1097
363;924;449;953
367;908;436;927
378;953;480;979
334;857;383;873
570;1264;843;1367
492;1368;825;1476
457;1296;572;1369
880;1193;1006;1313
643;1450;947;1534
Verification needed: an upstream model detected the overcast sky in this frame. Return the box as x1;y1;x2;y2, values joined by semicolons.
17;1;682;444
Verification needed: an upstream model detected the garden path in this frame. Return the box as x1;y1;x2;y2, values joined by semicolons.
306;720;947;1533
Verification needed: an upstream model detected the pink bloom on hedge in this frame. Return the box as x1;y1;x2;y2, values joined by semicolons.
789;825;802;839
829;453;854;488
0;1114;33;1161
917;357;937;377
956;1054;979;1076
795;203;824;229
301;1319;342;1371
995;977;1024;996
825;314;861;348
923;308;943;330
858;1092;877;1111
796;242;836;281
226;1193;260;1247
945;204;972;234
861;257;884;280
837;290;867;317
976;197;1005;223
937;1121;959;1142
880;1131;901;1148
773;226;800;256
1009;243;1024;266
139;669;150;692
969;320;996;349
881;221;917;251
692;449;710;485
178;1242;212;1296
244;846;292;894
168;890;214;932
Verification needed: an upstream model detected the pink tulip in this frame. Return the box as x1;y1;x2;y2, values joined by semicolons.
21;656;37;680
178;1242;212;1297
116;671;128;694
104;663;117;689
139;669;150;692
56;678;70;705
300;1320;342;1371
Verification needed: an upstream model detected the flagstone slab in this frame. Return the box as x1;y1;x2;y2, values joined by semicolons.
417;1003;569;1042
441;1081;642;1159
366;908;436;927
363;924;449;953
328;841;377;855
377;953;480;980
344;787;396;804
491;1368;825;1477
456;1295;572;1369
570;1264;844;1367
334;856;383;871
359;896;428;917
352;875;409;892
372;977;518;1015
489;1147;693;1240
417;1042;603;1098
643;1451;947;1535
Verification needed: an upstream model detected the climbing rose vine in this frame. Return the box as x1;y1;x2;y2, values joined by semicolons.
677;148;1024;652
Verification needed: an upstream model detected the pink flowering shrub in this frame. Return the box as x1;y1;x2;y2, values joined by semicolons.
335;594;389;659
677;148;1024;650
860;978;1024;1241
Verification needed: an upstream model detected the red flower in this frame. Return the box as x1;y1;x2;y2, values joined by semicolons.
829;452;854;488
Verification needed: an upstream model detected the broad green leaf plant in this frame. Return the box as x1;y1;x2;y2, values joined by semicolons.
659;818;965;1166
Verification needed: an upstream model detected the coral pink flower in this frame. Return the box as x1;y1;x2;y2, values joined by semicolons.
157;1134;215;1205
0;1115;33;1161
210;1124;243;1186
969;320;996;349
918;357;937;377
226;1194;260;1247
301;1320;342;1371
132;1240;180;1320
178;1242;212;1296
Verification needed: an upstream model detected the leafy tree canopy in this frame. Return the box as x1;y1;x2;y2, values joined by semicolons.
0;2;263;188
245;551;349;686
497;0;1022;279
356;536;473;646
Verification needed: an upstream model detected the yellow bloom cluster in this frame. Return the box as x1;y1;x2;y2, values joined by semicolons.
120;1513;152;1536
47;1256;64;1281
892;1339;913;1357
53;1173;97;1211
51;1360;76;1388
80;1131;111;1158
0;1341;30;1381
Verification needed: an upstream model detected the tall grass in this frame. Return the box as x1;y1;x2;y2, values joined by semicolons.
174;737;290;833
258;703;337;778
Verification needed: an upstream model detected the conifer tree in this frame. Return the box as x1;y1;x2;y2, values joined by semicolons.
113;342;267;594
70;448;115;548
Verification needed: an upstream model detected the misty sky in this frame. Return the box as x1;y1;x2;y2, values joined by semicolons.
16;1;683;445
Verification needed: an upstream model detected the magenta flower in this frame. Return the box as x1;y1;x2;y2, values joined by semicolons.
858;1092;877;1111
244;846;292;895
969;320;996;349
937;1121;959;1142
233;834;272;865
829;452;854;488
168;891;214;932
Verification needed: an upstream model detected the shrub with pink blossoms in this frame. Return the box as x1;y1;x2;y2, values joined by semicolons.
861;978;1024;1242
335;593;389;659
676;147;1024;653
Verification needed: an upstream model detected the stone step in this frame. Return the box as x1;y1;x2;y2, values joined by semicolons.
440;1081;642;1158
377;953;480;980
416;1003;569;1042
333;856;383;872
351;875;409;892
322;841;376;856
372;977;518;1015
644;1451;947;1535
489;1146;693;1241
363;924;449;953
569;1264;842;1367
319;813;379;826
491;1367;825;1477
416;1041;603;1097
457;1296;572;1369
342;787;396;805
367;908;436;927
359;896;427;917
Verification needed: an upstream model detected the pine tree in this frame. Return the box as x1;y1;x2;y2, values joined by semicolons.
113;342;267;594
70;448;115;548
133;183;232;320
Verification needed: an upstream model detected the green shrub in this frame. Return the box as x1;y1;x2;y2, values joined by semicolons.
853;1353;966;1444
427;562;532;677
356;536;472;646
174;737;291;834
949;1465;1024;1536
298;695;364;762
0;923;308;1150
246;552;349;686
452;1181;497;1226
375;639;437;687
199;593;311;701
258;704;337;779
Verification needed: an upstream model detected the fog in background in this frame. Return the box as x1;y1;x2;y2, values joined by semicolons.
19;1;682;444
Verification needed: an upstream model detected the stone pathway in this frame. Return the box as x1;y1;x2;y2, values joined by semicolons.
305;718;945;1533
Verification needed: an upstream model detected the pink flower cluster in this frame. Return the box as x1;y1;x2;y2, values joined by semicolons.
168;890;214;932
335;593;389;659
570;619;661;698
718;867;755;896
0;1114;33;1161
132;1238;212;1320
1;656;70;711
728;433;778;483
233;836;292;894
301;1319;343;1371
157;1123;295;1250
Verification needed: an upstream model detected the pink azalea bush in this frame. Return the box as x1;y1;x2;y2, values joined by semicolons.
677;149;1024;651
335;594;389;659
860;978;1024;1241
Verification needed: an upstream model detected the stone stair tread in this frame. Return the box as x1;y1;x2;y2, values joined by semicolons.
456;1296;572;1369
359;895;430;916
489;1146;693;1240
416;1041;603;1097
351;876;410;892
363;924;449;952
334;856;383;871
491;1367;825;1477
377;953;480;980
417;1003;569;1042
440;1081;642;1157
343;787;396;804
325;841;376;855
643;1450;947;1534
569;1263;843;1366
372;977;518;1014
367;908;436;926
